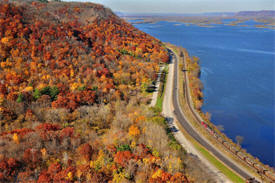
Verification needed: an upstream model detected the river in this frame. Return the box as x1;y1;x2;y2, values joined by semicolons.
130;20;275;167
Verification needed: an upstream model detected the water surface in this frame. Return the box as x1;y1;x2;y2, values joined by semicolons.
131;20;275;166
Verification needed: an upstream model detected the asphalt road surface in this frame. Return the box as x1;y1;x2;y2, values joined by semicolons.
169;49;253;180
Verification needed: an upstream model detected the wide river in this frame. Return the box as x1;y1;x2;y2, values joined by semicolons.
131;20;274;166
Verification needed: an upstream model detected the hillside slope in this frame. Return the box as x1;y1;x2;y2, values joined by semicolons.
0;1;216;182
0;0;169;112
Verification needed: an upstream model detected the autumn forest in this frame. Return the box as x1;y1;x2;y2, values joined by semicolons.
0;1;215;182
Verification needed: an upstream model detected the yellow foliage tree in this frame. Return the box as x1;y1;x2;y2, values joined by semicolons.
66;171;73;180
0;95;4;105
128;125;140;137
1;37;11;45
41;148;47;158
24;86;33;92
13;133;19;144
152;169;162;179
70;82;81;91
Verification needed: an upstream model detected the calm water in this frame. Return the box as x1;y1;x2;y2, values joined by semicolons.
131;21;275;166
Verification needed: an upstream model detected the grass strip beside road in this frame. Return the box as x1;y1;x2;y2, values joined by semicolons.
194;141;245;183
153;64;184;151
173;113;245;183
155;65;168;111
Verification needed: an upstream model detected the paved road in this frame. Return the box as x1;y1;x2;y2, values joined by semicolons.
162;50;230;182
169;49;254;181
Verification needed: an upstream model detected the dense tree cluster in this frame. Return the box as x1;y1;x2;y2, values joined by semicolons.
185;55;204;110
0;1;169;116
0;103;195;183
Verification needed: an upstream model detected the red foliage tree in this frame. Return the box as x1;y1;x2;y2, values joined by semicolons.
114;150;133;167
78;143;93;161
23;148;42;168
37;170;51;183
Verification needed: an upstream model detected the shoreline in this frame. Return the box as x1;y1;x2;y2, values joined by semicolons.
124;17;275;30
166;43;275;182
160;50;232;182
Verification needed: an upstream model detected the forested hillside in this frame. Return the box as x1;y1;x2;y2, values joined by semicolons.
0;1;215;182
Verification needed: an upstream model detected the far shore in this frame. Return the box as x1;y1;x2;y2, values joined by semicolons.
123;16;275;29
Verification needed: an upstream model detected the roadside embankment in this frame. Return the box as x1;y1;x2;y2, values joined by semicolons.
166;43;275;182
160;51;228;183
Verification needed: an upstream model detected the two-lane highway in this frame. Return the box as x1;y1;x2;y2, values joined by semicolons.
168;48;255;181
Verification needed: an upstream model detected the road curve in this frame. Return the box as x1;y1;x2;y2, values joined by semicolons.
169;49;253;180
